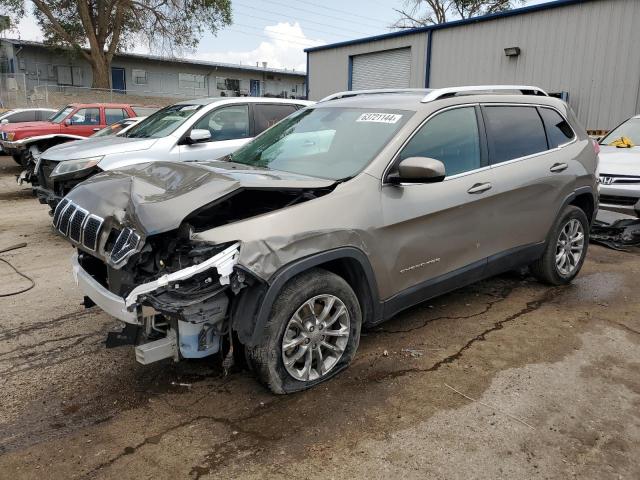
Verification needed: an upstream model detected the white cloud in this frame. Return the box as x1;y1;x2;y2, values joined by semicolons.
194;22;323;72
11;11;43;41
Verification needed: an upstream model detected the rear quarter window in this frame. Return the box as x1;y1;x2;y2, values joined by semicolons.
539;107;575;148
253;104;298;134
483;106;548;164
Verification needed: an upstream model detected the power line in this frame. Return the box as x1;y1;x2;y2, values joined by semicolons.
259;0;388;30
293;0;393;25
226;24;322;48
233;10;368;39
234;3;376;38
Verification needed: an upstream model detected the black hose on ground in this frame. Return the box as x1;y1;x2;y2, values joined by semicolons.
0;242;36;297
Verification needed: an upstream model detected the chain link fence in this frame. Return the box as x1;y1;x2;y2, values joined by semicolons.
0;73;181;110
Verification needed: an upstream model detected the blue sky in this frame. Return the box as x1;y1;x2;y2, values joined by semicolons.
15;0;552;72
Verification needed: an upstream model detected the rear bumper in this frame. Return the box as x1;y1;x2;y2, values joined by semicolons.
71;253;138;324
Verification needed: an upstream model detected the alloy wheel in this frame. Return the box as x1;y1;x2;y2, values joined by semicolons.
281;294;350;382
555;218;585;276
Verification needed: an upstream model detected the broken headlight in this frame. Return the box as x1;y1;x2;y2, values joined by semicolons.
51;156;103;177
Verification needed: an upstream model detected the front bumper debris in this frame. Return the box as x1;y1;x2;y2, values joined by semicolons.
72;253;137;323
72;242;240;323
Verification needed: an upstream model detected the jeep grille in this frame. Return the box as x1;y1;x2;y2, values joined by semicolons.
52;200;104;251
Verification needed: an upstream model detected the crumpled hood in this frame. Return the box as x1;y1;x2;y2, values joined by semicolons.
599;145;640;176
42;136;157;161
65;160;336;235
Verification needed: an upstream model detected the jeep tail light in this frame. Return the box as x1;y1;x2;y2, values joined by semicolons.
592;139;600;156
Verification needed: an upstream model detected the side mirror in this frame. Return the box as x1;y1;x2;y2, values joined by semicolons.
186;129;211;144
0;119;8;124
387;156;446;184
64;118;72;126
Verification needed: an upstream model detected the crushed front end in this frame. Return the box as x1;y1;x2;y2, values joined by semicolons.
55;197;244;365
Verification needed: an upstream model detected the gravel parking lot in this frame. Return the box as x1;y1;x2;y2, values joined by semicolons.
1;153;639;479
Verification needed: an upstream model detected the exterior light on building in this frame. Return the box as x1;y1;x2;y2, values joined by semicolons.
504;47;521;57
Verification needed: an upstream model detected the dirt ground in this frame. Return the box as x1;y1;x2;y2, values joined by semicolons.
0;154;639;479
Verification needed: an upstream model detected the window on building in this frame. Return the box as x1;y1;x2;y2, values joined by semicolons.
399;106;481;177
216;77;240;92
179;73;206;89
105;108;129;125
70;108;100;125
132;69;147;85
56;65;72;85
72;66;84;86
192;104;249;141
483;106;548;163
253;104;298;134
539;107;575;148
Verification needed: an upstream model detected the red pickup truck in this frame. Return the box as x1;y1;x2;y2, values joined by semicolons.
1;103;139;164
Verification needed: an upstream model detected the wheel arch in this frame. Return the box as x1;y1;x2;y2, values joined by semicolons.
232;247;382;347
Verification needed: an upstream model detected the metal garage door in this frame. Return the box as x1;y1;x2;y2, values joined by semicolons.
351;48;411;90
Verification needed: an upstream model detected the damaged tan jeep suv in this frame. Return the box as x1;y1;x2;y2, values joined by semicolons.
56;86;598;393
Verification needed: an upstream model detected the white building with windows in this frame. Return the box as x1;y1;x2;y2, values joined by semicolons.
0;38;306;100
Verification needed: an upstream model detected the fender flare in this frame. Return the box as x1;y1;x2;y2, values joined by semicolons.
558;185;597;224
233;247;381;347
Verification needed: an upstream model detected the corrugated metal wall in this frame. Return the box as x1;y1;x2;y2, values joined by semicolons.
307;31;428;101
307;0;640;130
429;0;640;130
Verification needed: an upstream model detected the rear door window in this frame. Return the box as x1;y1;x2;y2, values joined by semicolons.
483;106;548;164
105;108;129;125
399;106;481;177
253;104;298;135
539;107;575;148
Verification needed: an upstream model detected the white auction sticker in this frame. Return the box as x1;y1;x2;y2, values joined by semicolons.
356;113;402;124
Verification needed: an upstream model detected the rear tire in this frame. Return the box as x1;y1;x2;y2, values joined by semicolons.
530;205;589;285
246;268;361;394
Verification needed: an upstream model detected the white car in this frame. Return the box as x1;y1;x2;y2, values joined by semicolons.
598;115;640;217
0;107;58;155
33;98;313;207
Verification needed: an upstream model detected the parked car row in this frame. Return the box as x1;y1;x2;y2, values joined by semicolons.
596;114;640;217
2;87;603;393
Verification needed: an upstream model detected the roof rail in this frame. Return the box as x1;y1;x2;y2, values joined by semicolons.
319;88;431;102
421;85;548;103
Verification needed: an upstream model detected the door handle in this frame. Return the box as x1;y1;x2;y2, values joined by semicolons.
467;182;492;194
92;127;100;131
550;162;568;173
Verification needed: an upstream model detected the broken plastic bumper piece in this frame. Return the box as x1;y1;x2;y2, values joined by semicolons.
71;242;240;324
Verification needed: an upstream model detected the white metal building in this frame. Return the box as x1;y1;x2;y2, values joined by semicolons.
305;0;640;130
0;39;306;99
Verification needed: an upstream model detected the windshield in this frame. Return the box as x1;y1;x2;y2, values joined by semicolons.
601;118;640;146
229;107;412;180
125;104;203;139
50;106;74;124
92;119;135;138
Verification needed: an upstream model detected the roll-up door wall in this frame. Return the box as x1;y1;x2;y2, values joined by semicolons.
351;47;411;90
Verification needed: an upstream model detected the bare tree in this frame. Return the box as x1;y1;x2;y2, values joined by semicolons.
1;0;232;89
393;0;523;28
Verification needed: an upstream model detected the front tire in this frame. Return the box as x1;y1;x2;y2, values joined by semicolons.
247;268;361;394
11;153;23;165
530;205;589;285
